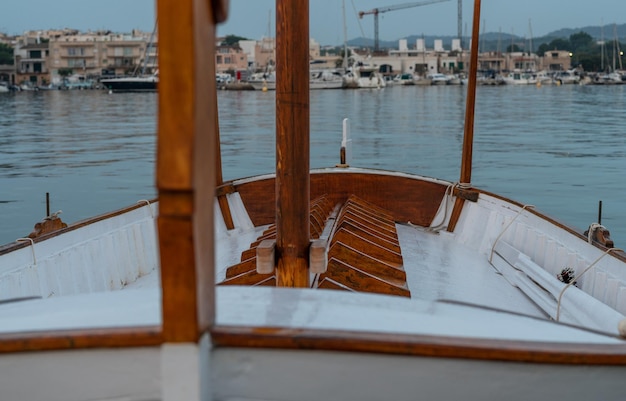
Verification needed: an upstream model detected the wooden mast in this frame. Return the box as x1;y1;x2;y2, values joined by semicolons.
275;0;310;287
215;99;235;230
447;0;481;232
156;0;227;342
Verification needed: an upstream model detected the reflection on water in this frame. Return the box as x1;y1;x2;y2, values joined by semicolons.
0;91;156;243
0;85;625;246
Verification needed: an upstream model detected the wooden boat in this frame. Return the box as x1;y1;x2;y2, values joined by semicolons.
2;1;626;400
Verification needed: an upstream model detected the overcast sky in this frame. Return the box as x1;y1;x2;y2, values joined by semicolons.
2;0;625;46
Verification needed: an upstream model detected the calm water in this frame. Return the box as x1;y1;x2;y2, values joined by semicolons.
1;84;625;247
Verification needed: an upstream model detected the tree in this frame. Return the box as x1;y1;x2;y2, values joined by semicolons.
220;35;249;46
57;68;73;77
506;44;522;52
537;38;571;56
335;48;352;68
0;43;13;65
569;31;594;53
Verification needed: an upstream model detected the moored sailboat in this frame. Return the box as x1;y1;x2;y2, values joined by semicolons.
2;1;626;401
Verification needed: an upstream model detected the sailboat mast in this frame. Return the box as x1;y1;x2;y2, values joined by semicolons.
275;0;310;287
343;0;348;69
459;0;481;185
447;0;481;233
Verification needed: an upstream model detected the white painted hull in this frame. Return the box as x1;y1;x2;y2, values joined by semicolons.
249;79;344;90
248;80;276;91
309;79;344;89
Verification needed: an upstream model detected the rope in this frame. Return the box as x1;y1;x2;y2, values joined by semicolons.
15;238;36;266
425;182;458;232
489;204;535;263
556;247;623;322
137;199;154;218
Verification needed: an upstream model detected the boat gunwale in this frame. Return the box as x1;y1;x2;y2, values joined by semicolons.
3;320;626;365
211;324;626;365
474;187;626;263
0;326;162;354
0;198;158;256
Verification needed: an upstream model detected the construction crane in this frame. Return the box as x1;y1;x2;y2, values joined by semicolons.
359;0;451;52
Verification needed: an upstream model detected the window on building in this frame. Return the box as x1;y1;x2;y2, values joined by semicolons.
224;57;231;64
30;50;42;59
68;59;86;68
67;47;85;56
552;52;559;58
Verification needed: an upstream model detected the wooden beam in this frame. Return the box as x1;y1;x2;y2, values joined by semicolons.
275;0;310;287
448;0;481;233
157;0;219;342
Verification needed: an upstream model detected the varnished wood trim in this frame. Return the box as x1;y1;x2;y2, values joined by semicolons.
236;173;447;228
274;0;311;288
453;187;479;202
226;257;257;278
0;327;162;354
210;0;229;23
335;220;401;253
446;197;465;233
211;325;626;365
217;195;235;230
332;228;403;267
320;258;410;297
328;241;406;282
157;0;218;342
215;182;236;197
317;278;352;291
219;268;274;286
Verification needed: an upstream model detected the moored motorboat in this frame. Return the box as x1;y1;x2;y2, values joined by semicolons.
427;72;451;85
502;70;538;85
100;74;158;92
2;1;626;401
393;73;416;85
343;64;386;89
309;69;345;89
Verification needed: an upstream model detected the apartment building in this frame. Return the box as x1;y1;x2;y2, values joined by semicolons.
215;44;248;74
14;39;50;87
49;30;155;81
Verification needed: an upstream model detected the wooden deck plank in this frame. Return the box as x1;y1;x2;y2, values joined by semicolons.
332;228;403;268
320;258;410;297
328;241;406;283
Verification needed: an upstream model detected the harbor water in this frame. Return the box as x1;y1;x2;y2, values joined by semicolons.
0;84;625;247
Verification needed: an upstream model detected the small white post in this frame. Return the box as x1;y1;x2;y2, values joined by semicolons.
339;118;352;167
